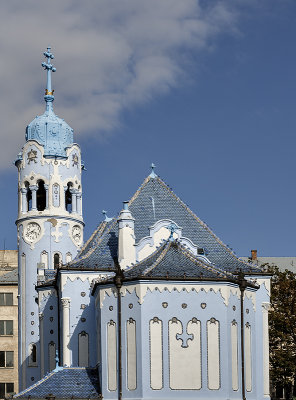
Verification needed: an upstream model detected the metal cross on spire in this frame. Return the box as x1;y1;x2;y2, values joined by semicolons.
41;46;56;108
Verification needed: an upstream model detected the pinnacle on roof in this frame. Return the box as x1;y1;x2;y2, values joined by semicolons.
149;162;157;178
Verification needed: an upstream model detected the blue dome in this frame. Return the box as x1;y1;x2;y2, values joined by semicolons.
26;106;73;158
24;47;74;158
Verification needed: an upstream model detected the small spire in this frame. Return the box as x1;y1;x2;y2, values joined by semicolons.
149;163;157;178
102;210;112;222
41;46;56;111
54;349;63;371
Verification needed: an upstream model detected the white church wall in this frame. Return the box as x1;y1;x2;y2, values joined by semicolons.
95;280;264;400
58;271;109;368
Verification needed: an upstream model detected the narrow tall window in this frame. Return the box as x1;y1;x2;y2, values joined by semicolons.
65;183;72;212
36;180;46;211
54;253;60;269
25;182;32;211
48;342;56;371
78;331;89;367
28;343;37;366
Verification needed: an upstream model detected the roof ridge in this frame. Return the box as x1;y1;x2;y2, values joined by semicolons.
15;369;57;397
150;176;258;270
143;240;171;275
124;239;169;272
178;244;235;279
78;220;107;254
70;219;117;266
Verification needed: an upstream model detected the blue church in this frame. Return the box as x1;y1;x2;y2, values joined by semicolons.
14;48;271;400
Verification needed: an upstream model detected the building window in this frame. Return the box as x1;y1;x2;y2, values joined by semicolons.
48;342;56;372
28;343;37;366
36;180;46;211
0;321;13;335
40;251;48;269
78;331;89;367
66;252;72;263
25;182;32;211
54;253;60;269
65;183;72;212
0;293;13;306
0;351;13;368
0;383;14;398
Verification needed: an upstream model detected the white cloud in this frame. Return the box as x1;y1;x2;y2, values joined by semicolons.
0;0;240;170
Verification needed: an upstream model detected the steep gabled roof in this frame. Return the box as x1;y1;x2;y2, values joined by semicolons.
70;174;261;274
14;367;101;399
124;239;238;281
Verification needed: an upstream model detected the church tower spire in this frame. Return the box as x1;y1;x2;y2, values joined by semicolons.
15;47;84;390
41;46;56;112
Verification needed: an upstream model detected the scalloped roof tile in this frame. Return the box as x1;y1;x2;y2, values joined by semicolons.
69;175;261;274
124;239;238;281
14;367;100;399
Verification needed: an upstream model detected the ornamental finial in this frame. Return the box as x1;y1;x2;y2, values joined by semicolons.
149;163;157;178
166;222;178;241
102;210;112;222
41;46;56;110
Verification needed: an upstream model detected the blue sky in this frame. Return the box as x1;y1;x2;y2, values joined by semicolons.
0;1;295;256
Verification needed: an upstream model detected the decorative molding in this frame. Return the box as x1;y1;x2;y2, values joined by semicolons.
99;283;242;308
150;317;163;390
135;219;210;263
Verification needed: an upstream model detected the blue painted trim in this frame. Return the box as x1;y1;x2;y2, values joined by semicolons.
16;215;85;226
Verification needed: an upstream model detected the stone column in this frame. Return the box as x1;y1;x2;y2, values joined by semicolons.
61;297;71;367
39;312;44;377
70;189;77;213
44;184;49;210
30;185;38;211
21;188;28;213
63;186;68;210
76;192;82;216
262;302;271;397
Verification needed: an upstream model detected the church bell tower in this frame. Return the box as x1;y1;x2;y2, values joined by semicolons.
15;47;84;389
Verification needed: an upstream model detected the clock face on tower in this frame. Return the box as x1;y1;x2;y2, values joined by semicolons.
72;225;82;244
24;222;41;242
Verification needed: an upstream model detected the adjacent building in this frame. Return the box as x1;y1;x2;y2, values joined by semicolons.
0;251;18;398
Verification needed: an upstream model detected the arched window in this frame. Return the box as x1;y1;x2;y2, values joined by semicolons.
41;251;48;269
25;182;32;211
66;253;72;263
48;341;56;372
65;182;72;212
78;331;89;367
37;180;46;211
28;343;37;366
54;253;60;269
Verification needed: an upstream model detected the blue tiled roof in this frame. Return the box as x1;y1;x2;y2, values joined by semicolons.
124;239;238;281
14;367;100;399
70;175;261;274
